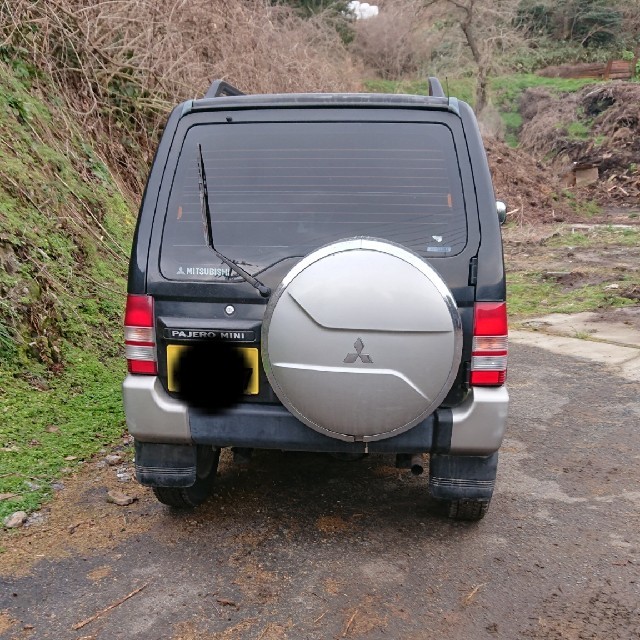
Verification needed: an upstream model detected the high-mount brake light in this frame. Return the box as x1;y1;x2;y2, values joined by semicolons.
471;302;508;386
124;295;157;375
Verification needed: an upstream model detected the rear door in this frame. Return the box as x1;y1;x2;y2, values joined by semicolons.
145;108;481;400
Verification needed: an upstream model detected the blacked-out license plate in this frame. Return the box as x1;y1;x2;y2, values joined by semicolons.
166;344;259;395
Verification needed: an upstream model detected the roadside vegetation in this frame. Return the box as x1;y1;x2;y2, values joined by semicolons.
0;62;132;520
1;0;639;521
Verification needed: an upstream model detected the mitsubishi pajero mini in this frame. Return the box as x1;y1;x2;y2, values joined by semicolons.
123;79;509;520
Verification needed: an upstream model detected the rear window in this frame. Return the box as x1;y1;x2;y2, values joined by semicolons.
160;121;467;281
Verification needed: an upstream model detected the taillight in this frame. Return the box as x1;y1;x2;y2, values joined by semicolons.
471;302;507;386
124;295;157;375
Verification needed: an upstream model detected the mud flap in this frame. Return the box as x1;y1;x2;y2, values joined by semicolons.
135;441;197;488
429;452;498;501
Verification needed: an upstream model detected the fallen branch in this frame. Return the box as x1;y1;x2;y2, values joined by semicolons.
341;610;358;637
216;598;237;607
463;583;486;606
72;583;148;630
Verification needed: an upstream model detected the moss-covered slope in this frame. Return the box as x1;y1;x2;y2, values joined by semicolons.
0;61;135;520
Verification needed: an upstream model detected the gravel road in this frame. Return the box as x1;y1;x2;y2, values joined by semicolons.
1;343;639;640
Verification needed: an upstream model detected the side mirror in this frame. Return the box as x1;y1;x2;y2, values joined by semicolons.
496;200;507;225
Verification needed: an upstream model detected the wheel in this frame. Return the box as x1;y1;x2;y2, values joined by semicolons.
429;453;497;521
446;499;490;521
152;446;220;508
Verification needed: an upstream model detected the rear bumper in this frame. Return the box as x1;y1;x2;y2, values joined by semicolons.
123;375;508;454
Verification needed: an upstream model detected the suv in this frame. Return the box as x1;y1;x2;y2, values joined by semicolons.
123;79;509;520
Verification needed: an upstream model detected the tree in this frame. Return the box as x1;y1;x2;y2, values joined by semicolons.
425;0;526;113
517;1;626;47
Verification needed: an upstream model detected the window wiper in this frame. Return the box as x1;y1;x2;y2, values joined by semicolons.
197;144;271;298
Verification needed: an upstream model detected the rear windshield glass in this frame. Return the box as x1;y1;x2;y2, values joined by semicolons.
160;121;467;281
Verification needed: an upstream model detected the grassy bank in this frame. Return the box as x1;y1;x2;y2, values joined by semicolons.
0;354;126;518
0;61;134;521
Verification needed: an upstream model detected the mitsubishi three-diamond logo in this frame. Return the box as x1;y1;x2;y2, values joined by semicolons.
344;338;373;364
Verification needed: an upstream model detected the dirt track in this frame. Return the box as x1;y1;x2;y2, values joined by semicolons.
1;343;639;639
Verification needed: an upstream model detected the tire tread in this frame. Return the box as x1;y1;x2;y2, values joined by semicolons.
447;499;489;521
152;486;201;508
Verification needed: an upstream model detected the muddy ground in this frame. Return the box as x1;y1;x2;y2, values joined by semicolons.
504;222;640;319
1;342;639;640
505;226;640;276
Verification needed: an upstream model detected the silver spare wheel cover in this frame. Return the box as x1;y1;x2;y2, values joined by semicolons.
262;238;462;442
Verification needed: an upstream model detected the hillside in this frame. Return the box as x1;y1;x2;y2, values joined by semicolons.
0;62;133;519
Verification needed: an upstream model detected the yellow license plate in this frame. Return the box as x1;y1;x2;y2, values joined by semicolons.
166;344;259;395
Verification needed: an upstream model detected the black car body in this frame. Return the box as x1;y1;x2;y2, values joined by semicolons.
123;79;509;519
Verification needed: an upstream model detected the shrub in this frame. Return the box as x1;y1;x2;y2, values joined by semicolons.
0;0;360;194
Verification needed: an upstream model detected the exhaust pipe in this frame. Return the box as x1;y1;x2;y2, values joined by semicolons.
396;453;426;475
410;454;425;476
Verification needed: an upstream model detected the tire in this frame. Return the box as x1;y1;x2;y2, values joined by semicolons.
447;499;490;521
152;446;220;508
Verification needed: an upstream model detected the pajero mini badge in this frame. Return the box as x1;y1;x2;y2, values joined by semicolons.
163;329;255;342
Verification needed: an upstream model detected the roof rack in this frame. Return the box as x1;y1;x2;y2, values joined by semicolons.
427;77;445;98
205;80;245;99
205;77;447;100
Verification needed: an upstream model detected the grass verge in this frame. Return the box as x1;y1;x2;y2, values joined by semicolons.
0;353;125;520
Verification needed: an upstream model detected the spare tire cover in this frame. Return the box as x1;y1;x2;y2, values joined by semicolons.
262;238;462;442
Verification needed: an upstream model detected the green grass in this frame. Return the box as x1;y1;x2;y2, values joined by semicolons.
572;330;595;340
0;61;134;521
490;74;597;106
365;73;596;107
507;226;640;320
363;77;475;104
565;120;592;140
491;74;598;146
507;271;639;319
578;201;602;217
501;111;523;147
0;353;126;519
544;226;640;248
557;189;602;219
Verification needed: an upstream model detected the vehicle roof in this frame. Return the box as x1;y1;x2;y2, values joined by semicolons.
187;92;460;114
